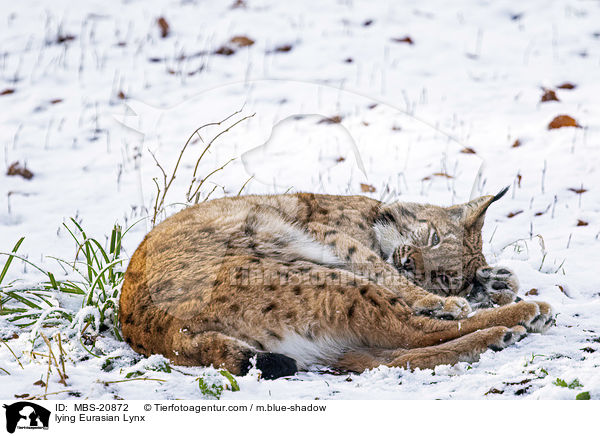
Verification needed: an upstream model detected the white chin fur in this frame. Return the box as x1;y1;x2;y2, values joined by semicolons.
373;222;408;260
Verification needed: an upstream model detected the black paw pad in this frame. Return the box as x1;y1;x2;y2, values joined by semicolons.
255;352;298;379
492;281;509;290
503;332;513;343
488;344;503;352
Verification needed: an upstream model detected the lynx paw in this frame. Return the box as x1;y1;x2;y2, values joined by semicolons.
413;295;472;320
487;325;528;352
469;266;519;308
518;301;555;333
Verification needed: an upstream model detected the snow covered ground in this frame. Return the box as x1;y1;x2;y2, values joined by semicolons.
1;0;599;400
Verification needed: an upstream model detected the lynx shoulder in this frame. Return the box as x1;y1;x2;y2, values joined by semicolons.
119;191;553;379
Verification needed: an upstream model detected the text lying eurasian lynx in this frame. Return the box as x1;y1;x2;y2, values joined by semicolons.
119;189;553;379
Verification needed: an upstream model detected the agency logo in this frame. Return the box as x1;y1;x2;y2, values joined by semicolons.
2;402;50;434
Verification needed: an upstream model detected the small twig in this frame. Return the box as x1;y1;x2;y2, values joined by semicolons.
150;108;253;226
57;333;67;379
40;332;68;386
187;158;235;202
26;389;76;400
202;184;219;203
185;114;255;200
100;377;167;384
237;176;254;196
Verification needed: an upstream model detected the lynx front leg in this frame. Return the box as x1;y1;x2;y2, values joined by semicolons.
468;266;520;308
306;222;471;320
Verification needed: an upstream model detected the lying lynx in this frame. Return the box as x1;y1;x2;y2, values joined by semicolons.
120;189;553;379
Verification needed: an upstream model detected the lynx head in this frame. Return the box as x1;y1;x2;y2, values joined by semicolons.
374;187;508;296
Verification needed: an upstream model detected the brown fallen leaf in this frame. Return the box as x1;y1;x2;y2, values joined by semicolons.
391;36;414;45
360;183;376;193
231;0;246;8
214;46;235;56
526;289;539;296
556;82;576;90
117;91;126;99
511;139;522;148
1;88;15;96
516;173;522;188
576;219;589;226
230;36;254;47
57;34;75;43
507;210;523;218
422;173;454;181
318;115;342;124
541;88;559;102
7;161;34;180
14;393;29;399
484;388;504;395
335;157;345;163
157;17;170;38
50;98;63;104
460;147;476;154
548;115;581;129
568;187;587;194
274;44;293;53
33;379;46;387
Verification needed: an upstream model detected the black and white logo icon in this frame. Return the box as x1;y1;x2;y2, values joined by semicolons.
2;402;50;434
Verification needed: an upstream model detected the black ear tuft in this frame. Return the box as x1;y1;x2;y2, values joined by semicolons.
492;186;510;203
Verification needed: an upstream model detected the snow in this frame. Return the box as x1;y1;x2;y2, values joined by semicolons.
1;0;599;400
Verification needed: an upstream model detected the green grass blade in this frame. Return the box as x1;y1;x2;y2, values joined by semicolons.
0;237;25;285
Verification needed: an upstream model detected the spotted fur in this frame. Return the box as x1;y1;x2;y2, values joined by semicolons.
119;190;552;378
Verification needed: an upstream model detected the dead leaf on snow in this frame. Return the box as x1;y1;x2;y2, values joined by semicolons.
230;36;254;47
556;82;576;90
360;183;376;193
548;115;581;130
568;187;587;194
541;88;559;102
7;162;34;180
391;36;414;45
157;17;170;38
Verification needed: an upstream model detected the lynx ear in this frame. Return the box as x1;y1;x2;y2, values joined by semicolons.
449;186;509;230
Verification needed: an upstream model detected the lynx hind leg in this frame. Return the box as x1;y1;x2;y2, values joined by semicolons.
389;325;528;369
335;326;528;372
171;331;297;380
469;266;519;308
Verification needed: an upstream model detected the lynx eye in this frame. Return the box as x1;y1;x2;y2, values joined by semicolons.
438;274;451;288
431;231;440;246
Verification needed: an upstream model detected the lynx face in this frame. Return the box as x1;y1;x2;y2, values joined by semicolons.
375;188;508;296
